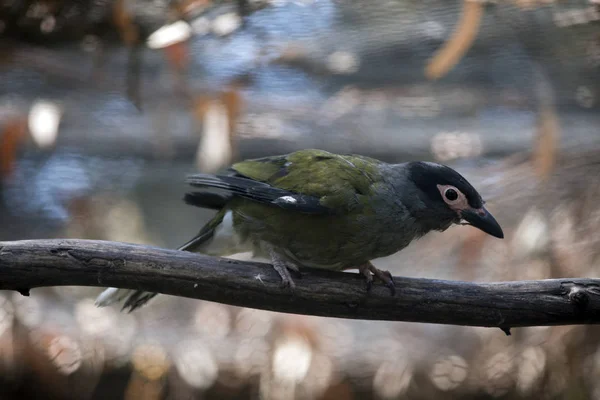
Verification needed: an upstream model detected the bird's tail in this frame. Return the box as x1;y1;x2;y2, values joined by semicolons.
94;210;223;312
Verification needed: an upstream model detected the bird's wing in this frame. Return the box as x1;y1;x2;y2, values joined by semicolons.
186;149;384;214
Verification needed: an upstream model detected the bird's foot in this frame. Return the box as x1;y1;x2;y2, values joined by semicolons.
267;245;297;290
358;262;395;296
285;261;303;279
274;264;296;289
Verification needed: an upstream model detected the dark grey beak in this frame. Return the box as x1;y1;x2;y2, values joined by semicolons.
461;207;504;239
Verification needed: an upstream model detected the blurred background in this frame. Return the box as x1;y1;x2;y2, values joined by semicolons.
1;0;600;398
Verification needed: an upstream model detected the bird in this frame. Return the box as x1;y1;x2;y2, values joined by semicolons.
95;149;504;312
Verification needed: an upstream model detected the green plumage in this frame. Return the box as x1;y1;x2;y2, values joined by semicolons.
197;149;410;270
232;149;384;211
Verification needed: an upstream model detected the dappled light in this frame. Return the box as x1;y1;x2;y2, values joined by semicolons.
2;0;600;398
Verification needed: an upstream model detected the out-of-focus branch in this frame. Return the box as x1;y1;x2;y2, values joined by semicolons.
1;239;599;334
425;0;484;80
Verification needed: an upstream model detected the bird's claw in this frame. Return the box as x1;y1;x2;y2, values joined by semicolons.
279;275;296;290
365;278;373;293
376;269;395;296
382;270;396;296
287;265;303;280
360;263;396;296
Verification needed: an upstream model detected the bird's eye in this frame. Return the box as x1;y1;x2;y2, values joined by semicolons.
437;184;467;209
444;188;458;201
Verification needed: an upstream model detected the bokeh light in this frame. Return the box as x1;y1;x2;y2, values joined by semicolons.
2;0;600;398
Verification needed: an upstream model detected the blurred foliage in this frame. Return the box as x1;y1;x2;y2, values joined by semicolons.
1;0;600;398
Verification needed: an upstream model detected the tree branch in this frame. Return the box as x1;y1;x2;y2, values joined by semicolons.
1;239;599;333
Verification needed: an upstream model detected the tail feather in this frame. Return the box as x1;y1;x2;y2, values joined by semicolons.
95;216;221;312
184;191;230;210
94;287;129;307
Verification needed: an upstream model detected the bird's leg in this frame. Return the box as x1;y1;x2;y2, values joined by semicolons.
266;244;296;289
358;263;374;292
358;262;395;296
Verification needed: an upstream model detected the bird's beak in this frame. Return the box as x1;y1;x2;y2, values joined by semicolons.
460;207;504;239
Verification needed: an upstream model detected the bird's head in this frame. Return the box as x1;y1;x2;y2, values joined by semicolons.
405;161;504;239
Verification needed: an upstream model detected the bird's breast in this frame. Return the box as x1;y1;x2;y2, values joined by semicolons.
232;197;417;269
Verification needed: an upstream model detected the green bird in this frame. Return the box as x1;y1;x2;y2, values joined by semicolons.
96;149;504;311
